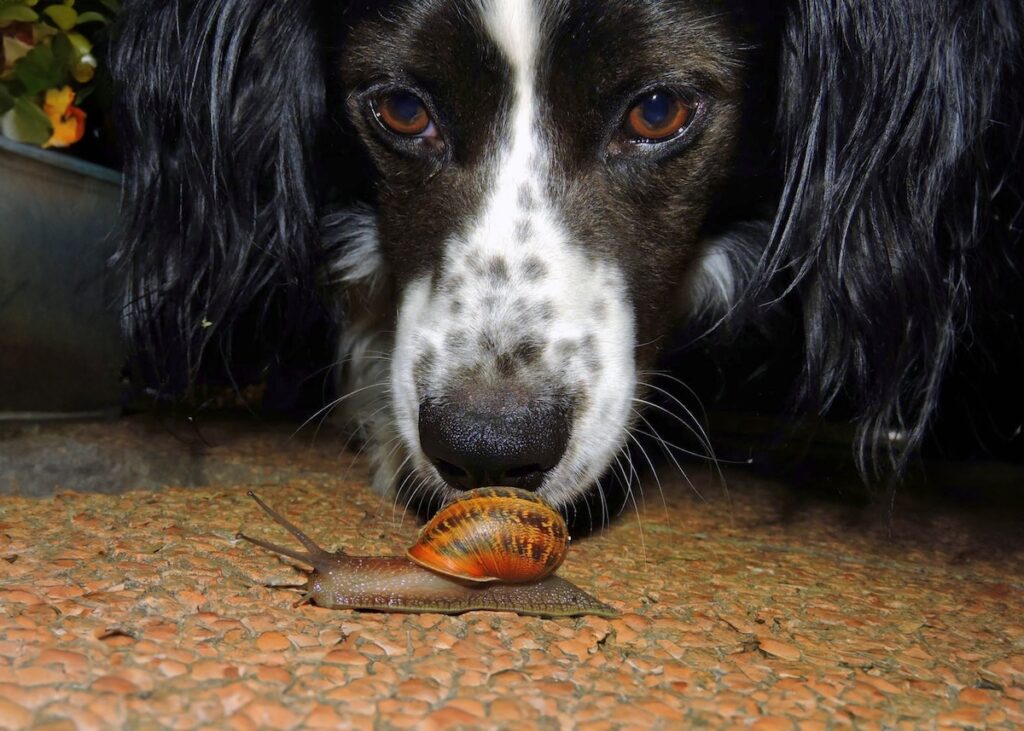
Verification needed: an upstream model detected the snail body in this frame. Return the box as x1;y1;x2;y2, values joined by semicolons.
238;491;617;619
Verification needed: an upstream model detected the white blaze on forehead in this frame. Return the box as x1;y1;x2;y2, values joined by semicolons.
475;0;545;242
480;0;541;78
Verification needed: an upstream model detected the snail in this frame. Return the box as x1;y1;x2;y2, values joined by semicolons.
237;489;617;618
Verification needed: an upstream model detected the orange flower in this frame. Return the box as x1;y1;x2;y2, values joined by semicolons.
42;86;86;148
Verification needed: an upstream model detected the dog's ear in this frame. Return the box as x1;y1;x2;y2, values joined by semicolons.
111;0;335;394
758;0;1023;474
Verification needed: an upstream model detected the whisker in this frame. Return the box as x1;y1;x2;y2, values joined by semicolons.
624;428;666;518
385;455;419;526
635;380;717;459
301;351;394;388
634;381;731;506
346;431;401;487
399;472;435;527
632;424;750;466
612;445;647;563
337;402;392;461
290;381;388;440
637;369;711;426
630;395;721;487
631;408;707;502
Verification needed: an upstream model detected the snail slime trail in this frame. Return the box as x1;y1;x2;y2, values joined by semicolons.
238;491;618;619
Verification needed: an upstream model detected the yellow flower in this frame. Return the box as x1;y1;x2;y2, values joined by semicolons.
41;85;86;148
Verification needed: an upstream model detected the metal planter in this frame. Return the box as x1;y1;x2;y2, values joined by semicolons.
0;136;124;418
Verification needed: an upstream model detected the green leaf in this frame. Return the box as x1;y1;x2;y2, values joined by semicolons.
74;10;106;24
66;30;91;55
0;5;39;23
43;3;77;30
0;84;15;115
51;30;72;64
0;96;52;145
95;0;119;14
13;44;66;95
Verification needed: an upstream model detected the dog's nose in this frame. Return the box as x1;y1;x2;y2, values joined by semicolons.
418;391;571;491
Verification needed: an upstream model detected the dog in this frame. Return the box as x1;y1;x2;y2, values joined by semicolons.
111;0;1023;516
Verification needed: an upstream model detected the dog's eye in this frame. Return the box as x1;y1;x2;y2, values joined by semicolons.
372;91;435;138
622;91;692;142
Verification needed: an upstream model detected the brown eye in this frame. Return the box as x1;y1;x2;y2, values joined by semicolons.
373;91;434;137
623;91;692;142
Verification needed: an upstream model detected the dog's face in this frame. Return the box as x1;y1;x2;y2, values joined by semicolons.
338;0;743;509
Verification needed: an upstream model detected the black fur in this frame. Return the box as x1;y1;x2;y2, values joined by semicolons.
111;0;335;391
757;0;1024;474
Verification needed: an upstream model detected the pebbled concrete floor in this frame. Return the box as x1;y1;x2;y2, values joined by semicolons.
0;416;1022;729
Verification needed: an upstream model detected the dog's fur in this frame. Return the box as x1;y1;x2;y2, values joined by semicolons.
112;0;1023;513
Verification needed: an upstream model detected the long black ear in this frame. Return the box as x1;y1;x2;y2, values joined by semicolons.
111;0;331;393
758;0;1023;475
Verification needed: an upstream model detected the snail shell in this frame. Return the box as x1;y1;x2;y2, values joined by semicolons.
406;487;569;583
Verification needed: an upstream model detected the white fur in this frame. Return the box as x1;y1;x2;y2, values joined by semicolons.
381;0;638;508
329;208;403;495
686;221;768;317
326;205;385;287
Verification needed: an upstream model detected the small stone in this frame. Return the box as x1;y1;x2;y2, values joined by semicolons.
0;590;40;605
255;666;292;684
256;632;291;652
13;666;64;686
92;675;139;694
241;699;302;729
0;698;32;730
421;707;481;730
322;649;369;666
157;660;188;678
759;639;801;662
305;705;346;728
192;661;239;680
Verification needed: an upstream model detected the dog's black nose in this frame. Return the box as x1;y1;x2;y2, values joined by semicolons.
418;391;571;491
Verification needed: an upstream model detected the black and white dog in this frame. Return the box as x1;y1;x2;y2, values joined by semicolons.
112;1;1023;512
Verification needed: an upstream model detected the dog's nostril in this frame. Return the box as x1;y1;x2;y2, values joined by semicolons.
434;459;466;476
418;393;572;491
433;459;470;485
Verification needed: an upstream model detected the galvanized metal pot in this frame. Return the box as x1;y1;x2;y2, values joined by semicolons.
0;136;124;418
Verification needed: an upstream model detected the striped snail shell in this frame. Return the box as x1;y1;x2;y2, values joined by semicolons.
406;487;569;583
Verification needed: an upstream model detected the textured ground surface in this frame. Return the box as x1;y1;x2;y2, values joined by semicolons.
1;417;1023;729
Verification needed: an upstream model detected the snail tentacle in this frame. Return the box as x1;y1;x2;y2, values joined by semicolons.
236;531;316;565
244;490;337;563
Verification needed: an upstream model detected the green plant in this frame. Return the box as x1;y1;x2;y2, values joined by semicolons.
0;0;118;148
